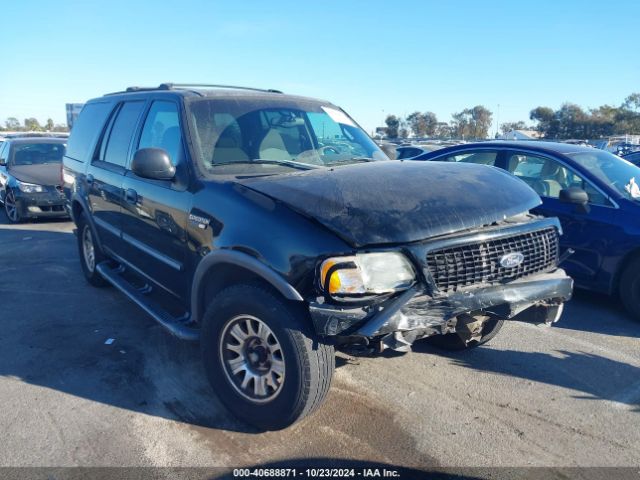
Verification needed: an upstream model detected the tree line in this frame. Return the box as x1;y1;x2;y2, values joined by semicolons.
384;106;493;140
384;92;640;140
529;93;640;139
1;117;68;132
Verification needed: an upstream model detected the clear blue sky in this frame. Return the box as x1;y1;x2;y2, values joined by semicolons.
2;0;639;134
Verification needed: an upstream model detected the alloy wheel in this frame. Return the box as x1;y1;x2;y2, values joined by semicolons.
4;190;18;222
219;314;286;404
82;225;96;272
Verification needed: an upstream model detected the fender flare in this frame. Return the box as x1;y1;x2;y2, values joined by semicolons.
191;249;304;323
70;194;105;253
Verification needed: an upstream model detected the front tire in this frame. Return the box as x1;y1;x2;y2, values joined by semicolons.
77;213;108;287
4;189;22;223
201;283;334;430
619;257;640;322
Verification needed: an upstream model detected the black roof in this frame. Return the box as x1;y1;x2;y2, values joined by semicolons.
100;82;332;105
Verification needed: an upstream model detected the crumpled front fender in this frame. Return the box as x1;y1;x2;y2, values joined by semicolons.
308;269;573;338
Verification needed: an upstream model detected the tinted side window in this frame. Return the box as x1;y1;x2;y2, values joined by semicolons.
102;101;145;167
65;102;113;162
506;152;609;205
443;150;498;166
138;101;181;165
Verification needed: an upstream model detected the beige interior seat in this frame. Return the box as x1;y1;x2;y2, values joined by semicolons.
211;128;248;164
258;129;292;160
540;161;565;197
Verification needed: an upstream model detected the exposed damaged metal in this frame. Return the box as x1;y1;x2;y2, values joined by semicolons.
308;218;573;352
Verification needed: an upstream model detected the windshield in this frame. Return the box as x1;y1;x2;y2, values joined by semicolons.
186;97;387;175
11;142;65;166
567;150;640;201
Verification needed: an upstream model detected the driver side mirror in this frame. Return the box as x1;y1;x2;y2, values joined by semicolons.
560;187;590;214
131;148;175;181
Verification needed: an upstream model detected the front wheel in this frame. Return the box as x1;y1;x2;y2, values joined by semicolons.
619;257;640;322
201;283;334;430
4;189;22;223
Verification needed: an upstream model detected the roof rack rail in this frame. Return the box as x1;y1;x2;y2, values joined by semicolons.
158;83;283;94
105;83;283;96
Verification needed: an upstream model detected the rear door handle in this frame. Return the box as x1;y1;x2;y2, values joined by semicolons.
86;174;94;185
125;188;138;204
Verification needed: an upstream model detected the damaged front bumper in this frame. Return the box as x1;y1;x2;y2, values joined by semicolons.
15;189;68;218
309;269;573;340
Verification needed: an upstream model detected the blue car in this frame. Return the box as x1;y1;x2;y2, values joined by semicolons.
413;141;640;320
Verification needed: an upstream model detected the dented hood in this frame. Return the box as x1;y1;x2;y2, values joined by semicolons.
238;161;541;247
10;164;61;186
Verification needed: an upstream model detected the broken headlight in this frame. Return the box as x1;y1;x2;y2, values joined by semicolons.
319;252;415;297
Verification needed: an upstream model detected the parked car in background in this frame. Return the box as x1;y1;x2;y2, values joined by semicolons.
622;150;640;166
0;136;68;223
395;143;442;160
413;141;640;320
63;84;571;429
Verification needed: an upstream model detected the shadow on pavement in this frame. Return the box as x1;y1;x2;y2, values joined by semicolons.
557;289;640;338
412;340;640;411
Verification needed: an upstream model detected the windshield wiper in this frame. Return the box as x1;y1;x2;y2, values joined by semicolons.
211;159;318;170
325;157;375;166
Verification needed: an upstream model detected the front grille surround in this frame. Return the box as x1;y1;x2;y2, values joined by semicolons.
426;227;559;293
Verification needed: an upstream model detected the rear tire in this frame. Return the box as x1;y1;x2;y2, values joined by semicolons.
426;317;504;351
77;213;108;287
619;257;640;322
201;283;334;430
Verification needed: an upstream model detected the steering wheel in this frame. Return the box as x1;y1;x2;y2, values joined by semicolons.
320;146;340;156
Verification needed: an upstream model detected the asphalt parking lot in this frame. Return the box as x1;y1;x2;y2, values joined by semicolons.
0;216;639;474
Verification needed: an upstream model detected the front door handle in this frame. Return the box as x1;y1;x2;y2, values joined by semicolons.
125;188;138;204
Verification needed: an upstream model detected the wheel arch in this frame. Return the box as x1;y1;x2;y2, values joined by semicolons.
613;247;640;295
70;195;105;254
191;250;304;325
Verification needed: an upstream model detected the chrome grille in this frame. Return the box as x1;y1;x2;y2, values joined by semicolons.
426;227;559;293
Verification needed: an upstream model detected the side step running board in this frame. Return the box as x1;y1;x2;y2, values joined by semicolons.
96;262;199;341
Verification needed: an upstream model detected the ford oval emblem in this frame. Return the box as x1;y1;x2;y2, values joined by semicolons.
499;252;524;268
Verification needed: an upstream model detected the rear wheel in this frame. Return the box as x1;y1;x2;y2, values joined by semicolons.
4;189;22;223
201;283;334;430
77;213;108;287
619;257;640;322
426;314;504;351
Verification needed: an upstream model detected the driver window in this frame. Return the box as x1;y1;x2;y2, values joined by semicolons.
506;152;610;206
0;143;8;164
139;101;182;166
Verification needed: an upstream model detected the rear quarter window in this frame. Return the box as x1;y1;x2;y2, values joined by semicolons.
65;102;114;162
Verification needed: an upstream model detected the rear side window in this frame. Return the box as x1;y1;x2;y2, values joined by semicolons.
100;101;145;167
138;101;182;165
65;102;113;162
443;150;498;166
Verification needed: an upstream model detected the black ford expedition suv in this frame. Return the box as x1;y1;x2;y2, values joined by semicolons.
63;83;573;430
